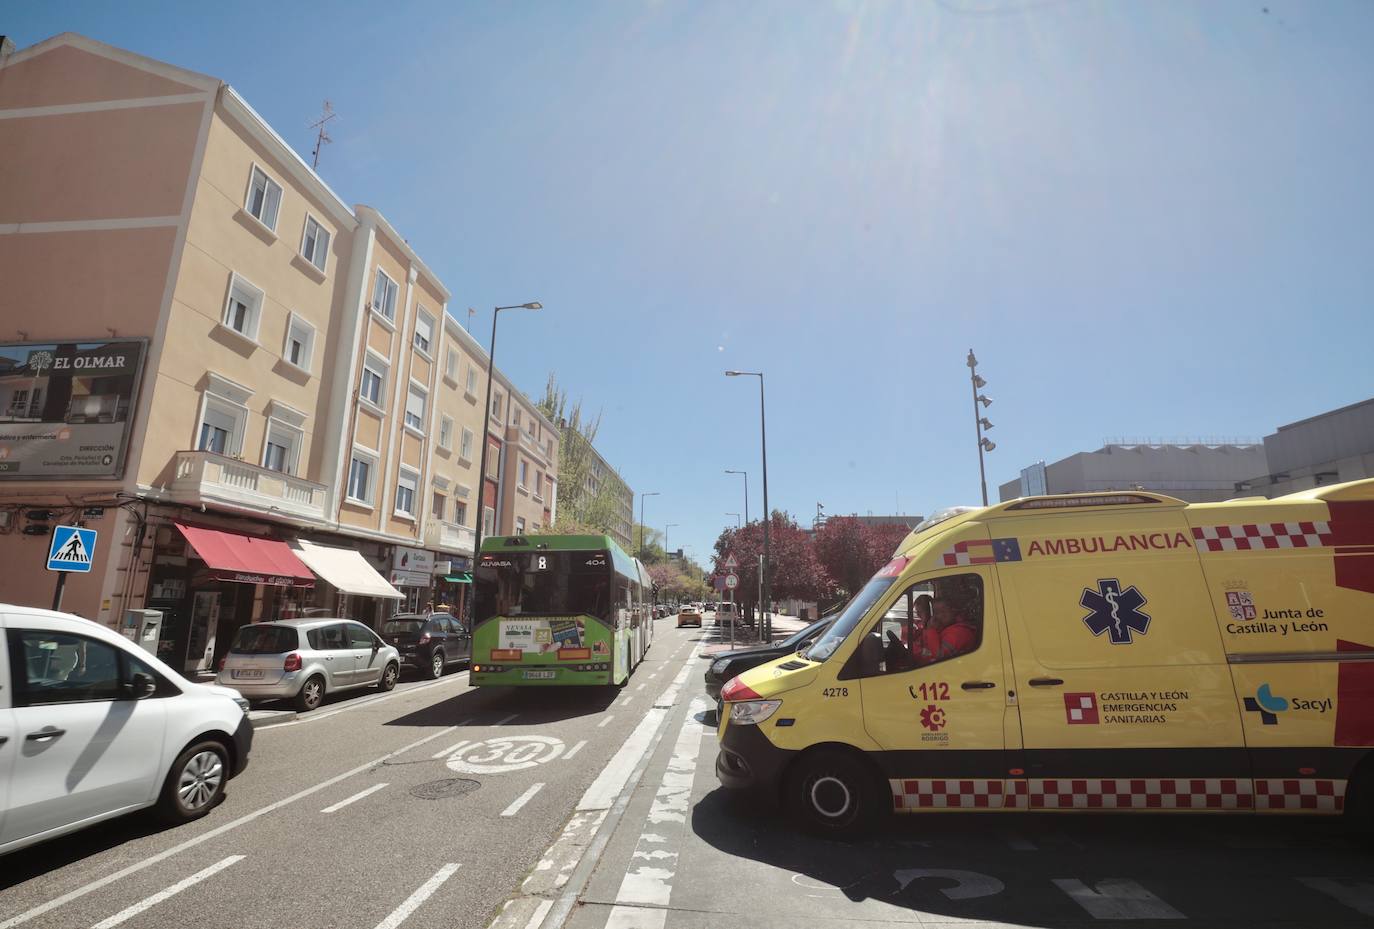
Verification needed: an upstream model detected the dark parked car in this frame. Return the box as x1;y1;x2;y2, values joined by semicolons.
703;616;833;704
382;612;471;679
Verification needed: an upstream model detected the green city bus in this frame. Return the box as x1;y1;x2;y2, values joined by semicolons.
470;534;654;686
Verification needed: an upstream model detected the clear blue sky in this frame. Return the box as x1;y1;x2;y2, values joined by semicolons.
12;1;1374;565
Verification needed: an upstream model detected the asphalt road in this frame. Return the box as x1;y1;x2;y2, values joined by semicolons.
5;617;1373;929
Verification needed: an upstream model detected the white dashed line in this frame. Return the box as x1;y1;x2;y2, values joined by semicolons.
619;696;633;707
598;716;615;728
432;740;471;759
374;863;462;929
90;856;245;929
565;740;587;759
502;783;545;817
493;713;519;726
321;783;389;813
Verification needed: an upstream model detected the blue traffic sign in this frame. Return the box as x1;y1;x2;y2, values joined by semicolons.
48;525;97;573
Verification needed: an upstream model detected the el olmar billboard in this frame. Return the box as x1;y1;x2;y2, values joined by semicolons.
0;340;148;480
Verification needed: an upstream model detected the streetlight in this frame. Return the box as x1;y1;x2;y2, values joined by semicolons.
664;523;679;561
725;370;770;639
724;470;749;524
471;302;542;595
638;491;660;559
725;512;741;529
966;349;995;506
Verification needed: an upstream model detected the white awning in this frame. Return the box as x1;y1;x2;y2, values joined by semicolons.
290;540;404;600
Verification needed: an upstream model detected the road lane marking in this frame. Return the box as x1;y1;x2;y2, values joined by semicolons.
1298;878;1374;917
432;740;472;759
493;713;519;726
373;863;461;929
90;855;245;929
1053;878;1184;919
502;783;545;817
321;782;389;813
634;683;645;691
604;907;666;929
564;740;587;760
598;716;615;728
256;673;471;730
0;725;460;929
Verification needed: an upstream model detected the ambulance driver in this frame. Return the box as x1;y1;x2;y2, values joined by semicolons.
916;579;980;665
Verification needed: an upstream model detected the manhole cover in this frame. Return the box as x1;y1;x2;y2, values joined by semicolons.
410;778;480;800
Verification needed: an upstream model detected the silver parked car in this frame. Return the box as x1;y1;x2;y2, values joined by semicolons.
217;618;400;712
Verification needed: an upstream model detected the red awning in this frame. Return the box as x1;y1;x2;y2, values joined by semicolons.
174;523;315;587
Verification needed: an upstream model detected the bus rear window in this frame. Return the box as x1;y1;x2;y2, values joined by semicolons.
475;551;611;623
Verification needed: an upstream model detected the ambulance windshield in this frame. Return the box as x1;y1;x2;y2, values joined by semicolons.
804;562;906;662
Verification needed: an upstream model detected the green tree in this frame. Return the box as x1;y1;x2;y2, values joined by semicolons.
536;373;630;539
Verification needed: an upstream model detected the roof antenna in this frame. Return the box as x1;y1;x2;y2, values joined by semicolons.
308;100;337;169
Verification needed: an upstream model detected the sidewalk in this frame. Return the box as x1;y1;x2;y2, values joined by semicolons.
699;611;807;656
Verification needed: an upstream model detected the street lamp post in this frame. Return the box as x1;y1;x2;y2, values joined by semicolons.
966;349;995;506
664;523;678;561
471;302;542;615
638;492;660;559
726;370;770;639
725;512;741;529
724;470;748;524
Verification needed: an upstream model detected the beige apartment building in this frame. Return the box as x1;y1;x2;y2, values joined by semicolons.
0;33;555;672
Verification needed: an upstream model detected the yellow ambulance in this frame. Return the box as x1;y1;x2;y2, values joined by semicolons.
715;480;1374;833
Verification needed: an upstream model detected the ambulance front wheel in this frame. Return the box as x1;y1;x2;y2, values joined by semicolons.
786;749;882;836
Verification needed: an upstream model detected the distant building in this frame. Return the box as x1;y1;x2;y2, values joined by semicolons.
1236;397;1374;497
554;427;634;551
998;444;1268;504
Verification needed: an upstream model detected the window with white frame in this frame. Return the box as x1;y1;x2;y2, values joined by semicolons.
360;353;388;408
460;427;474;461
347;449;377;505
223;274;264;341
445;349;459;383
395;469;419;517
414;309;434;356
465;365;478;395
534;471;543;497
454;501;468;525
483;507;496;536
513;408;522;427
245;165;282;231
371;270;399;321
515;517;526;536
491;392;504;420
300;215;330;272
432;492;445;521
439;415;454;451
262;421;301;474
197;374;251;458
518;459;529;488
284;314;315;371
485;449;500;480
405;383;427;432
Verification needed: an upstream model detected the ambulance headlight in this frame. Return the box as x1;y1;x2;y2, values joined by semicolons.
729;699;782;726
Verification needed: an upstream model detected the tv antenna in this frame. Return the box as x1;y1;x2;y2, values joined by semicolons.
308;100;337;169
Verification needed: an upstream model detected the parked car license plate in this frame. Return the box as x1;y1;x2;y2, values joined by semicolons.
233;669;264;679
523;670;556;680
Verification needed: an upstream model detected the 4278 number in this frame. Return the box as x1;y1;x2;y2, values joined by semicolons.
821;687;849;698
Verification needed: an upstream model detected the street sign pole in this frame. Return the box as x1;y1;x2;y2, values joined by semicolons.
51;571;66;612
46;523;97;613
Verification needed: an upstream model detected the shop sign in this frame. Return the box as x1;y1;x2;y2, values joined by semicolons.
434;560;452;575
0;339;147;480
393;545;435;574
390;569;431;588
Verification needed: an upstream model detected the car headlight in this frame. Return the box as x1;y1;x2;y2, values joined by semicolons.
729;699;781;726
233;696;251;716
710;659;730;675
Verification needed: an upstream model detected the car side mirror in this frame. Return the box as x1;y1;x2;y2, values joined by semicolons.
124;671;157;699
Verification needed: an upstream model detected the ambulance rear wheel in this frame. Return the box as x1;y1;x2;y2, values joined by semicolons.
786;750;880;836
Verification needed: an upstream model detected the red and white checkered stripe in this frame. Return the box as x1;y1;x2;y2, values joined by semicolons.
940;540;995;567
891;779;1010;809
1254;778;1345;812
1192;521;1332;552
892;777;1346;813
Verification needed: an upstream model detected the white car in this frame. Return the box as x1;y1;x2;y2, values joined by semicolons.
0;605;253;856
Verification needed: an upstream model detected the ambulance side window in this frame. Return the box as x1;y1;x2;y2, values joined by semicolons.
850;574;984;678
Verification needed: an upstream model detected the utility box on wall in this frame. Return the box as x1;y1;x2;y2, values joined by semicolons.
123;608;162;654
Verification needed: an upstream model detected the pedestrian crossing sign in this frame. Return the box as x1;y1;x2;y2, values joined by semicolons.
47;525;97;573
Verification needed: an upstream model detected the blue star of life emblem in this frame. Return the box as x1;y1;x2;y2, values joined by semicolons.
1080;578;1150;644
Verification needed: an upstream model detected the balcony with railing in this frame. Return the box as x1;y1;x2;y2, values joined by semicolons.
425;518;476;556
170;450;329;524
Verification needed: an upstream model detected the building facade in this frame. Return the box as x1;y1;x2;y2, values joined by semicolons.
1236;397;1374;497
999;444;1269;504
0;33;557;668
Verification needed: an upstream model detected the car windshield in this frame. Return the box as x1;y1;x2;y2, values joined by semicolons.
231;625;298;654
803;560;908;662
786;617;833;651
383;619;425;634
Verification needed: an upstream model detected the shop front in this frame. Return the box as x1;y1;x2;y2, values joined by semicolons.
389;545;437;613
144;521;316;675
290;538;404;630
432;556;473;618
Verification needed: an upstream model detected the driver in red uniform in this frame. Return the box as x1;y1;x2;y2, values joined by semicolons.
917;596;978;664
